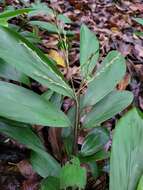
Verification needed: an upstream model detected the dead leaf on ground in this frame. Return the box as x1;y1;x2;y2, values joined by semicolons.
17;160;37;179
118;42;132;56
117;73;131;90
22;179;39;190
48;49;66;67
129;3;143;12
134;44;143;58
134;64;143;81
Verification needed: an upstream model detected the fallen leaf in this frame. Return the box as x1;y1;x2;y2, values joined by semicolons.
17;160;37;179
111;27;120;33
22;179;39;190
118;42;132;56
134;44;143;57
129;3;143;12
134;64;143;81
48;49;66;67
117;73;131;90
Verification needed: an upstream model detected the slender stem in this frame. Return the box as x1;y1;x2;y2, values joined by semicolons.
73;93;80;154
54;14;80;155
63;36;80;155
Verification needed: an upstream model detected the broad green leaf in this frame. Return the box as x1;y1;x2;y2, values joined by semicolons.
80;127;109;156
0;8;33;19
0;117;44;150
0;118;61;177
83;51;126;107
89;162;99;179
0;58;30;85
29;20;74;36
137;175;143;190
79;150;110;163
30;150;60;178
57;14;72;24
28;2;54;17
83;91;133;128
67;105;76;127
50;93;62;109
41;90;54;102
134;31;143;37
80;24;99;79
60;157;87;189
40;177;60;190
20;31;41;44
30;21;58;33
133;18;143;26
110;108;143;190
8;24;41;43
0;81;71;127
63;136;73;156
42;91;62;109
0;19;8;26
0;26;74;98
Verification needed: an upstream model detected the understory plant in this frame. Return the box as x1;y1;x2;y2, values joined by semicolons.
0;2;143;190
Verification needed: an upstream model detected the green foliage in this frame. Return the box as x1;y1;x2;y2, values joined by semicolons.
83;50;126;107
133;18;143;37
57;14;72;24
80;127;109;156
137;176;143;190
133;18;143;26
0;58;30;85
0;118;61;177
80;24;99;79
30;151;60;178
79;150;110;163
28;2;73;36
0;26;74;98
29;20;74;36
0;8;33;26
134;31;143;37
83;90;133;128
60;157;87;189
0;81;70;127
28;2;54;17
110;108;143;190
40;157;86;189
41;177;60;190
0;8;33;19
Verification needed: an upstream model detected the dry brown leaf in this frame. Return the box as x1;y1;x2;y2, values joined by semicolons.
48;128;62;160
22;179;39;190
117;73;131;90
118;42;132;56
134;44;143;58
17;160;36;179
134;64;143;81
129;3;143;12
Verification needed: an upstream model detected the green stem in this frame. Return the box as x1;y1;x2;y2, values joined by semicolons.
54;14;80;155
73;95;80;154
